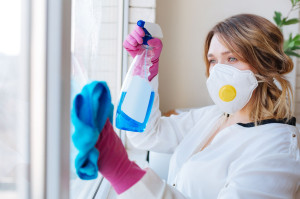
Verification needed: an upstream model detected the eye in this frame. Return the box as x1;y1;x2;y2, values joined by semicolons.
209;59;216;64
228;57;237;62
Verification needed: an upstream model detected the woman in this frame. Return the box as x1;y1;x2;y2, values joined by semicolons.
73;14;300;198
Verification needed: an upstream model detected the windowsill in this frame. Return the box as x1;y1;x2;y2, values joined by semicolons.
127;149;149;169
70;175;102;199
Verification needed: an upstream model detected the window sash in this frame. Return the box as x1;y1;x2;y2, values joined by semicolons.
29;0;127;197
29;0;72;198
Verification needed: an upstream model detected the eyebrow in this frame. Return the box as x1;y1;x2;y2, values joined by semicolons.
207;51;232;57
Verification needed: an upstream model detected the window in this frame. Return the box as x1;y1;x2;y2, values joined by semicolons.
0;0;125;198
70;0;123;198
0;1;29;199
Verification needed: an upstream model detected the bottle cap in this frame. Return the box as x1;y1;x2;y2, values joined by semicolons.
137;20;163;45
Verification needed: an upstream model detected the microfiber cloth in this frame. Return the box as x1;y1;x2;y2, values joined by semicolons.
71;81;114;180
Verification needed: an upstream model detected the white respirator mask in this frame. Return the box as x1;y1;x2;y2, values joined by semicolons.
206;63;258;114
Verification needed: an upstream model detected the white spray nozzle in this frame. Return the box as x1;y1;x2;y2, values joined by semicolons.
143;22;163;38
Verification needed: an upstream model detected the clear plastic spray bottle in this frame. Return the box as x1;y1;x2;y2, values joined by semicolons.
116;20;163;132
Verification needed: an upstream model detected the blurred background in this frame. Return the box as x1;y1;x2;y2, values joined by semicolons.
156;0;300;116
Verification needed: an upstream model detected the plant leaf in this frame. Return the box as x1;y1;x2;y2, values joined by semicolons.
282;17;287;25
285;50;300;57
288;41;295;48
294;41;300;46
292;34;300;41
289;33;293;42
290;45;300;50
283;18;299;25
273;11;282;27
284;40;290;51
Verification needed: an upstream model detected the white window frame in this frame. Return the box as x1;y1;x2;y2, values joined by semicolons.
45;0;72;198
119;0;129;144
29;0;127;198
29;0;72;198
30;0;47;198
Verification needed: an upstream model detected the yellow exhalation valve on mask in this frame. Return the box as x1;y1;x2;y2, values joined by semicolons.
219;85;236;102
206;63;258;114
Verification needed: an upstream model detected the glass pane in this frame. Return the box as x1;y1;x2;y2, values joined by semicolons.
0;1;29;199
70;0;120;198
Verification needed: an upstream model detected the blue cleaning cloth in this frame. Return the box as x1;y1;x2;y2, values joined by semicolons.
71;81;114;180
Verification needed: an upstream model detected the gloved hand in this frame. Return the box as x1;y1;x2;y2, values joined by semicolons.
95;119;146;194
71;81;146;194
123;25;163;81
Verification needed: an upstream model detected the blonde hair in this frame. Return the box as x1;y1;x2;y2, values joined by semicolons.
204;14;294;124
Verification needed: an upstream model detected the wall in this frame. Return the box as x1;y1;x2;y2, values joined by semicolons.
127;0;156;66
156;0;300;120
297;46;300;119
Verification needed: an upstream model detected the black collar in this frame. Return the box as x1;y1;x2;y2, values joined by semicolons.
237;117;296;127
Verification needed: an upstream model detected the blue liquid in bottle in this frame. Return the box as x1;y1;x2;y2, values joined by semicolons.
116;91;155;132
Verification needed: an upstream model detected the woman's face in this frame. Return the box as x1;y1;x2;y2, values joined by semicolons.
207;34;255;72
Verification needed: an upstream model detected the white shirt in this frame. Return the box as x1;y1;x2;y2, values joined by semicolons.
119;76;300;199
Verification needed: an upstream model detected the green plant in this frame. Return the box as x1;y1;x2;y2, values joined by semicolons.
273;0;300;57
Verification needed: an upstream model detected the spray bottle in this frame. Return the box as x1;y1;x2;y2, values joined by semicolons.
116;20;163;132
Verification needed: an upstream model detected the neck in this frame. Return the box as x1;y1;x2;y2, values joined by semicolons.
230;110;251;123
227;104;252;125
228;93;256;124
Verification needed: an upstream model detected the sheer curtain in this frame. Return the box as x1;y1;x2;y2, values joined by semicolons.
70;0;122;198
